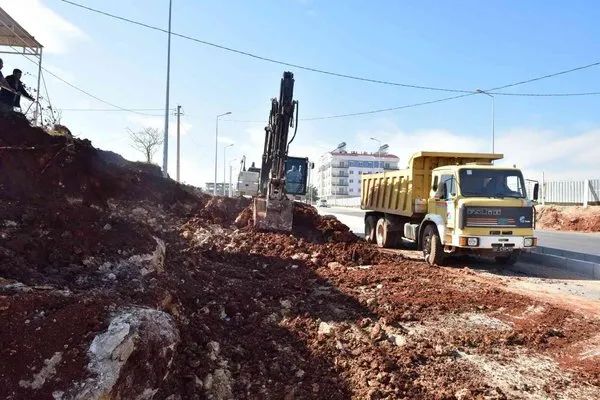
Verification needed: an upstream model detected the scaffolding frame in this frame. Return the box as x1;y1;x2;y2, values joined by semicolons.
0;6;43;125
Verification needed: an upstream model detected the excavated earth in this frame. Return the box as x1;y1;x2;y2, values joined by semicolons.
1;116;599;399
535;205;600;233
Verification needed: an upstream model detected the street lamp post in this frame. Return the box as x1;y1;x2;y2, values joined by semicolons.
476;89;495;154
223;144;234;196
214;112;232;195
162;0;173;178
370;137;382;172
228;158;238;197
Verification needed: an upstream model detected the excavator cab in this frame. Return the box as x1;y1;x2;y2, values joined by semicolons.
252;72;303;233
253;156;308;231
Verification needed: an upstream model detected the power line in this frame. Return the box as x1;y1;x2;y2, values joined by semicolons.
301;62;600;120
14;50;160;116
57;0;471;94
488;62;600;92
59;0;600;98
61;108;167;112
488;90;600;97
39;66;159;116
303;93;472;121
11;4;600;123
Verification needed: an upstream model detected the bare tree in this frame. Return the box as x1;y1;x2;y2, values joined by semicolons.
128;127;164;164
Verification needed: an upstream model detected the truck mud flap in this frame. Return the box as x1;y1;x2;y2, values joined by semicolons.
253;197;293;233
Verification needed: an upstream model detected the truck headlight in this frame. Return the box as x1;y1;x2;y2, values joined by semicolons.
459;237;479;247
524;237;536;247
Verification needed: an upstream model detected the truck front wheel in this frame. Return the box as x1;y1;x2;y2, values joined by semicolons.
422;225;445;266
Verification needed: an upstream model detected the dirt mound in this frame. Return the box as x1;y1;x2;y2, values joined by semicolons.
536;205;600;232
1;118;599;399
234;201;358;243
195;196;251;226
293;202;359;243
0;116;203;207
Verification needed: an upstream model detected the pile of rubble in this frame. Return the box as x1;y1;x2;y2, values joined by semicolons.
536;205;600;232
1;117;599;399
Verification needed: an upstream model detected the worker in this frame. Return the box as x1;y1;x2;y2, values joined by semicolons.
485;176;512;196
285;165;304;194
286;165;301;183
0;68;34;111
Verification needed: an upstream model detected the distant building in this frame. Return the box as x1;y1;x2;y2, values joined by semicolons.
317;147;400;201
205;182;234;196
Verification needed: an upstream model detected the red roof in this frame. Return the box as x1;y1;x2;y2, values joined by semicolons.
329;151;399;159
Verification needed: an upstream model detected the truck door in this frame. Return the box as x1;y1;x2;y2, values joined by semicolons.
431;172;456;227
441;174;457;228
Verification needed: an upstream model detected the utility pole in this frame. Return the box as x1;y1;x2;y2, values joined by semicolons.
223;144;233;196
162;0;173;178
229;164;233;197
174;105;183;182
370;137;382;172
214;112;232;196
228;158;238;197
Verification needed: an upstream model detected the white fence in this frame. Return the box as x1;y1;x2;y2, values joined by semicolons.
540;178;600;206
323;179;600;207
328;196;361;207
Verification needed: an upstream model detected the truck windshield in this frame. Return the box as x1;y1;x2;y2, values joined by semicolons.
459;168;527;198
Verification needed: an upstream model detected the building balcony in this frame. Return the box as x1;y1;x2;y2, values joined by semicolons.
331;173;349;177
332;182;349;186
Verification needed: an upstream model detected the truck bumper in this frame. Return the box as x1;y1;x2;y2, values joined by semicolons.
449;235;537;252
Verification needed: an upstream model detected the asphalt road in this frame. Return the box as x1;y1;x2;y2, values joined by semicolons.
317;206;600;257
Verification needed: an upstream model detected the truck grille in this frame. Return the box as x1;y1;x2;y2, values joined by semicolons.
461;206;533;229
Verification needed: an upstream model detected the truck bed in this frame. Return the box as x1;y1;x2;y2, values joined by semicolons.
360;151;502;218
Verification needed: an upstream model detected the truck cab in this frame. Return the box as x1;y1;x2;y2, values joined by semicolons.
423;164;537;265
361;152;538;266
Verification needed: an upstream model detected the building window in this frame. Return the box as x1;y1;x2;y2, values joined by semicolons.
349;189;353;193
349;179;354;183
349;170;354;174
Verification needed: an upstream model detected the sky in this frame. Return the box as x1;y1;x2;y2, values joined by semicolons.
2;0;600;188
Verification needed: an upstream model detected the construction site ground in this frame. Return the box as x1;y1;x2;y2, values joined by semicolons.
1;117;599;400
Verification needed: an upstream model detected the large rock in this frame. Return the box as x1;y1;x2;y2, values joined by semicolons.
66;307;179;400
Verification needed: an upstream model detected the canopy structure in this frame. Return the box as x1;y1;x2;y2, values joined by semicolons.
0;6;43;124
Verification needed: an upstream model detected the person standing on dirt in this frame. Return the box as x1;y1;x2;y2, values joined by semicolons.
0;68;34;111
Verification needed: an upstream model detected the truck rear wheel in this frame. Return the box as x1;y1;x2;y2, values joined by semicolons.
365;216;376;243
422;225;445;266
495;250;521;266
375;218;395;248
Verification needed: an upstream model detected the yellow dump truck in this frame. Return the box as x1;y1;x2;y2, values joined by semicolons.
361;151;539;266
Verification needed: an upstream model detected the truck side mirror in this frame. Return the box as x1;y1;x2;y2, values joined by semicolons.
532;183;539;201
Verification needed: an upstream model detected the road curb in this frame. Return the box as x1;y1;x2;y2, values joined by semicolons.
521;247;600;279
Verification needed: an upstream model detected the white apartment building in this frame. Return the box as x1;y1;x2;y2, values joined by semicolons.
317;148;400;201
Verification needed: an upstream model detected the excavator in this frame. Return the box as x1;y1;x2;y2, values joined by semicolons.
252;71;308;232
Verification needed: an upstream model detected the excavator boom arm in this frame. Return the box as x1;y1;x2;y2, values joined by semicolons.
253;72;298;232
